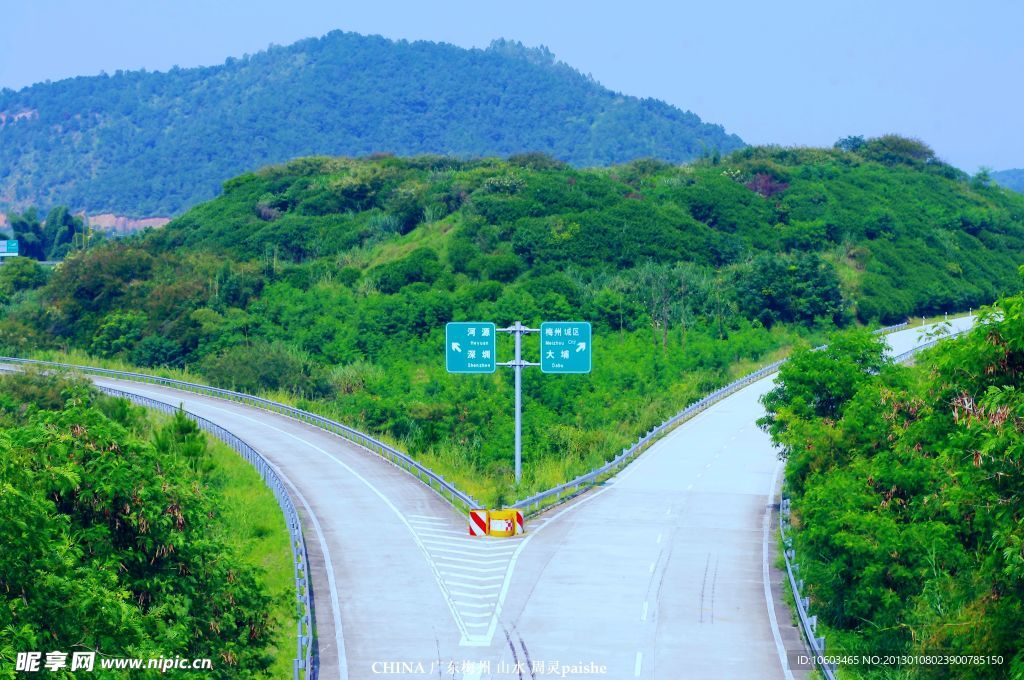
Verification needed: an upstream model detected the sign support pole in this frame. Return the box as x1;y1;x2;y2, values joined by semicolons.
514;327;522;485
498;321;538;485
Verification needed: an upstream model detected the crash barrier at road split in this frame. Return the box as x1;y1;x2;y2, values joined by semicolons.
467;508;524;537
98;387;316;680
507;322;912;516
777;323;973;680
0;356;482;514
488;509;524;537
469;509;489;537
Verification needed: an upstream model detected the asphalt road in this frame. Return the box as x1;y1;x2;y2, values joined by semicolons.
39;316;974;679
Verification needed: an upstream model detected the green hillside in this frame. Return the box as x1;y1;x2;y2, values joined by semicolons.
3;138;1024;502
0;31;742;217
992;168;1024;193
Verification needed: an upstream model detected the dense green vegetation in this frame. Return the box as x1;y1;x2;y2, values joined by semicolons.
0;206;104;260
0;31;742;216
0;371;290;678
3;140;1024;502
760;297;1024;678
992;168;1024;194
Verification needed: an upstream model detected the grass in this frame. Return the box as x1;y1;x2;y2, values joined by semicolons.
361;214;459;270
204;435;296;679
144;408;297;679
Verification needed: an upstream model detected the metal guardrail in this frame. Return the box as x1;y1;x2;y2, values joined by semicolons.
508;322;910;515
97;387;315;680
779;498;835;679
0;357;481;513
777;322;973;680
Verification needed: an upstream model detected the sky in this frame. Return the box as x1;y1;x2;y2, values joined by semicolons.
2;0;1022;171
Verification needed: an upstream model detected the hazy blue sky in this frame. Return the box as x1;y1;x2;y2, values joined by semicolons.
2;0;1021;171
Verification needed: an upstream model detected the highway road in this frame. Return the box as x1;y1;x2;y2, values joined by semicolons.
44;316;973;679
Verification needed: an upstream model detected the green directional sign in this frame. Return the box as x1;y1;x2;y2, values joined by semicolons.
445;322;496;373
0;240;18;257
540;321;592;374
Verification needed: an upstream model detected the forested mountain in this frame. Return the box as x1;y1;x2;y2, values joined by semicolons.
992;168;1024;193
0;31;743;217
3;138;1023;502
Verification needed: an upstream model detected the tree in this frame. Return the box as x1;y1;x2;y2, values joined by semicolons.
6;209;45;260
759;327;888;445
736;253;845;327
833;135;865;152
43;206;83;260
859;134;936;166
0;257;47;294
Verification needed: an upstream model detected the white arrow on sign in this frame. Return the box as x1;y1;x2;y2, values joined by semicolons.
575;342;587;352
451;342;462;352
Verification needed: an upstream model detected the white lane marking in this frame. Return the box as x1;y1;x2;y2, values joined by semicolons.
656;533;662;544
277;463;349;680
414;528;468;537
407;514;447;522
704;463;711;469
434;556;510;567
665;508;671;516
425;537;518;548
763;459;795;680
423;546;513;560
437;564;508;574
420;538;518;551
450;591;498;600
640;601;649;622
440;572;505;582
461;611;493;618
648;562;655;574
451;600;493;609
634;652;643;677
446;581;500;591
686;484;693;491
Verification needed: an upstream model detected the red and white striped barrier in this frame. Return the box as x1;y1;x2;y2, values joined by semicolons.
469;509;489;537
514;510;525;535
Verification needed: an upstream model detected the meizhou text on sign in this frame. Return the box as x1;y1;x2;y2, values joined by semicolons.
540;321;592;374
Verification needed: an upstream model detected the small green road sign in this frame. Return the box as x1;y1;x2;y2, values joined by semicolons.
446;322;497;373
0;240;18;257
540;321;592;374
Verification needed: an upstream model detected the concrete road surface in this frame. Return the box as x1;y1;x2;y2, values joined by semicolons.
22;316;972;679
